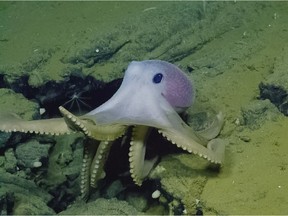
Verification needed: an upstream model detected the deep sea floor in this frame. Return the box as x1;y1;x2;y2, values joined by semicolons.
0;1;288;215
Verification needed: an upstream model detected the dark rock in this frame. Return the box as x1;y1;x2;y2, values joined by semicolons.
22;74;121;117
0;132;11;149
259;46;288;116
48;182;77;213
0;192;15;215
3;132;31;150
104;180;126;199
259;84;287;107
34;75;105;116
1;72;122;118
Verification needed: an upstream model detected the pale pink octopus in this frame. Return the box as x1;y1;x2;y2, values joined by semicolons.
0;60;225;199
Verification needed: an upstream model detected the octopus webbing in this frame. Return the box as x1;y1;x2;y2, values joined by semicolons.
0;60;226;200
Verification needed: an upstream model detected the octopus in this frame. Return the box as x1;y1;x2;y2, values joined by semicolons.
0;60;226;200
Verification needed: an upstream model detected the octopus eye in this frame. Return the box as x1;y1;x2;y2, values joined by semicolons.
152;73;163;84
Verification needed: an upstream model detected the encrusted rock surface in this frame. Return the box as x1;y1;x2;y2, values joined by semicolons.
0;170;54;214
15;139;52;168
240;99;280;130
4;148;17;173
0;88;39;120
149;153;212;214
0;86;83;214
60;198;142;215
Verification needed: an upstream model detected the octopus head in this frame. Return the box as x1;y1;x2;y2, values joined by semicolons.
125;60;195;113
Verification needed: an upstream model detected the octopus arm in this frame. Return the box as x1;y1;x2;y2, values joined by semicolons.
0;112;70;135
129;125;158;185
89;140;114;188
80;139;98;201
159;127;225;164
59;106;127;141
196;112;225;140
159;110;226;164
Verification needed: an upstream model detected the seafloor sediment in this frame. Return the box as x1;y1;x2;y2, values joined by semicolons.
0;1;288;215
